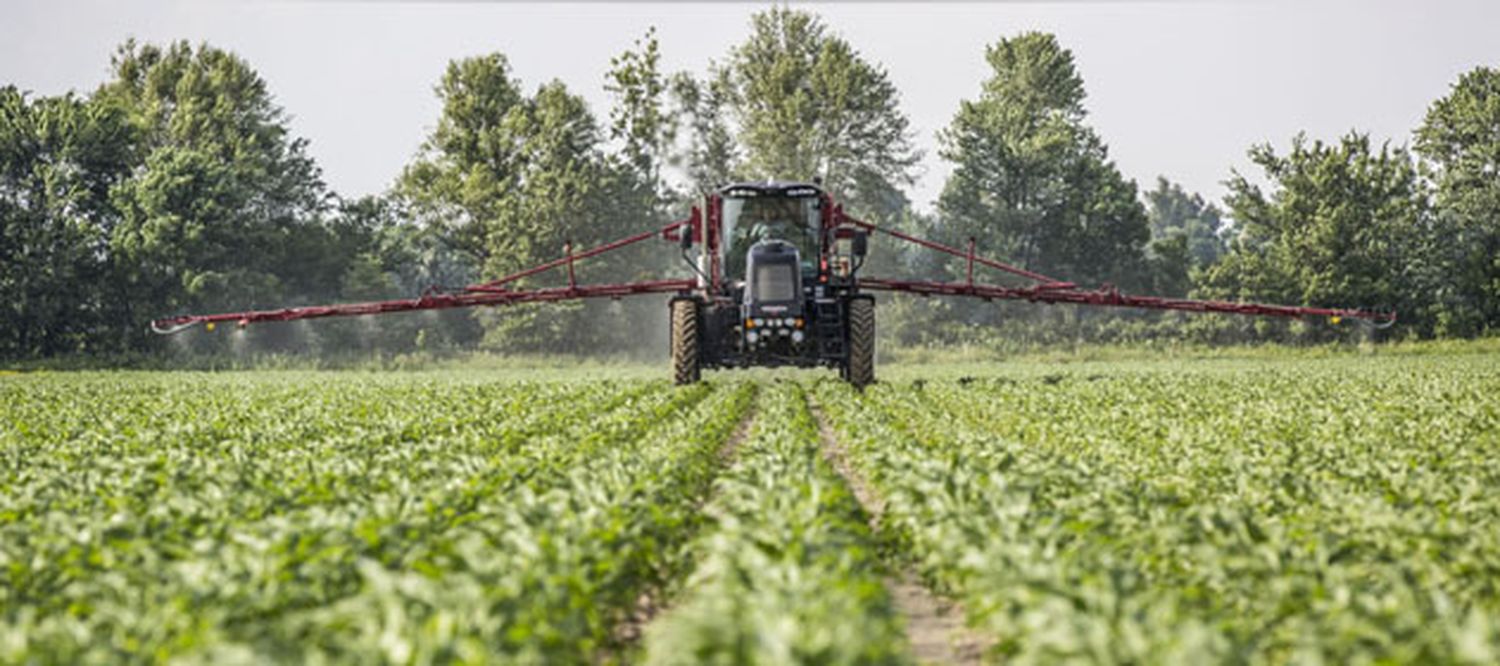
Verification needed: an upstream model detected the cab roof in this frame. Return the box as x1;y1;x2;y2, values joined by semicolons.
717;181;823;198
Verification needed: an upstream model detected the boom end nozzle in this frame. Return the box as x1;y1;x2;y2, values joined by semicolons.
149;319;200;335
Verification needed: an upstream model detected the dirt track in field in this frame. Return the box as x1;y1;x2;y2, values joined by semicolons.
808;396;990;666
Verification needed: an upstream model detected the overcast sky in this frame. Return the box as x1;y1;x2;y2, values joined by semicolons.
4;1;1497;214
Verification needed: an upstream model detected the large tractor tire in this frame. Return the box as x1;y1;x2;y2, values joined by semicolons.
670;298;701;385
846;297;875;388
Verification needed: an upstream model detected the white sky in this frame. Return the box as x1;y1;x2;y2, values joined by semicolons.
3;1;1497;214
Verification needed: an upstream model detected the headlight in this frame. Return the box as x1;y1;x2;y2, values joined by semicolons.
791;330;805;343
746;331;759;344
753;318;765;328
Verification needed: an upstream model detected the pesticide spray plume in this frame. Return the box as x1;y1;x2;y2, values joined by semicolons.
230;326;250;358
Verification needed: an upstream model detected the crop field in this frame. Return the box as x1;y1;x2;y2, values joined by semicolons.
3;352;1499;663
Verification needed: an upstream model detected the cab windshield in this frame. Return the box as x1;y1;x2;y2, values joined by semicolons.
722;194;820;280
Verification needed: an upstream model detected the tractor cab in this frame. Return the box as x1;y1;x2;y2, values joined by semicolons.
719;182;823;283
714;183;829;359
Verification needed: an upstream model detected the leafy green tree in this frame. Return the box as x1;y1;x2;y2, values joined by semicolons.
1144;177;1226;296
100;41;340;331
399;53;658;353
396;54;526;263
340;195;477;299
1415;66;1500;335
603;28;681;265
936;32;1149;290
669;70;741;198
1144;233;1195;299
0;88;135;357
670;8;918;219
1146;177;1226;266
606;27;675;198
729;8;918;215
399;56;615;274
1197;132;1430;337
305;195;480;354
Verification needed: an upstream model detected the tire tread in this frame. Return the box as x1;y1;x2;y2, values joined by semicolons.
847;297;875;388
671;299;701;385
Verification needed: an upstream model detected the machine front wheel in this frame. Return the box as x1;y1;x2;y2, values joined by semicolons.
670;298;701;385
846;297;875;388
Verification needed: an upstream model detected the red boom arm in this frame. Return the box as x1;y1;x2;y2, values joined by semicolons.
831;208;1395;327
150;217;700;333
150;202;1395;334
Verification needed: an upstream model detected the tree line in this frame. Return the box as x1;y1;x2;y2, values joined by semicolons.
3;8;1498;361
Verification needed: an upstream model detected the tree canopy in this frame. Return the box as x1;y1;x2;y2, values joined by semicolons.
672;8;919;220
2;41;362;359
1415;66;1500;334
396;52;662;352
1197;133;1430;336
0;88;133;357
4;20;1500;362
1143;177;1227;297
936;32;1149;290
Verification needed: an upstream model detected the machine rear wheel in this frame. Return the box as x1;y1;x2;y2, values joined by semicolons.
846;297;875;388
670;298;701;385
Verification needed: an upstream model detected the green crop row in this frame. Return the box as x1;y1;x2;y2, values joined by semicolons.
0;373;751;663
814;357;1500;664
263;381;754;663
5;355;1498;664
1;376;659;619
644;382;908;665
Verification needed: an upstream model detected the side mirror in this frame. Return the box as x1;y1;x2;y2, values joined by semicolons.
852;231;868;258
680;226;694;250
